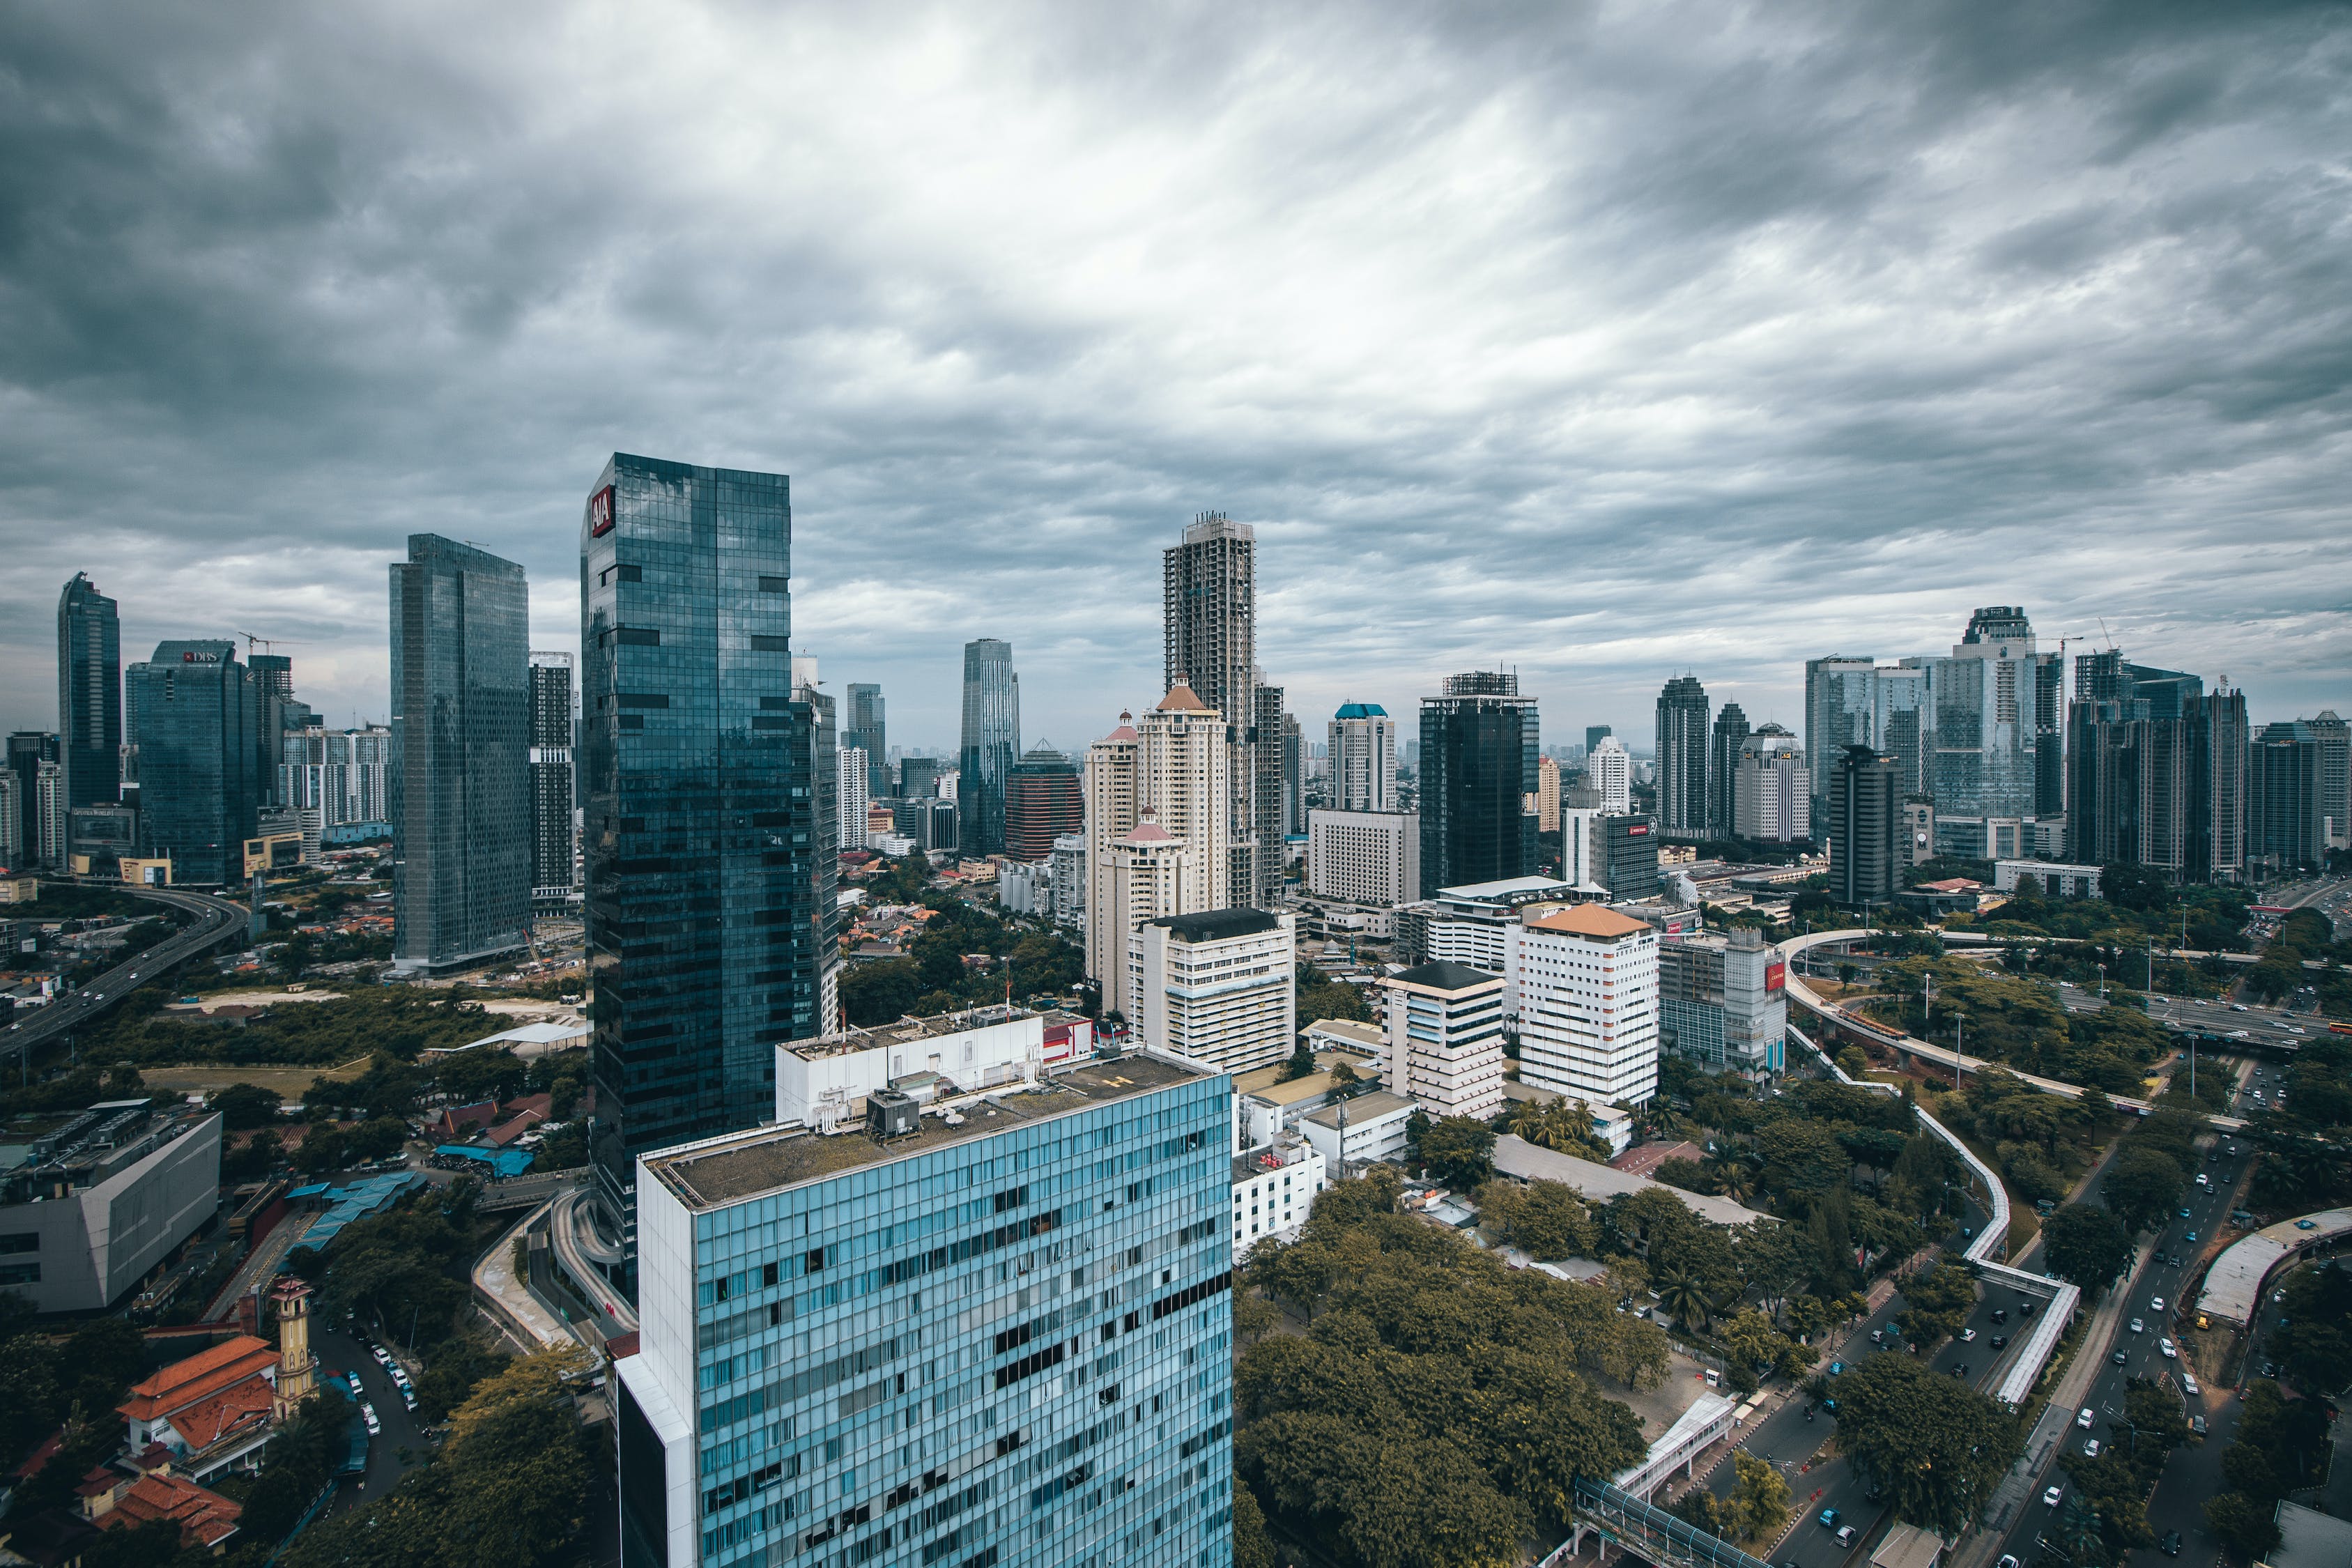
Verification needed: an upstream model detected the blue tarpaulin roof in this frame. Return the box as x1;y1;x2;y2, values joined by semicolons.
434;1144;535;1179
298;1171;428;1250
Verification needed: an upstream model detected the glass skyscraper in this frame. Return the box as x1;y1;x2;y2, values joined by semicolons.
1418;671;1539;890
388;535;532;974
124;641;261;885
845;683;888;801
615;1049;1234;1568
959;640;1019;857
57;573;121;815
530;652;578;898
1652;675;1709;837
582;455;837;1291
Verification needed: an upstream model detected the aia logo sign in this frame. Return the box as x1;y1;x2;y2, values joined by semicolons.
588;484;617;537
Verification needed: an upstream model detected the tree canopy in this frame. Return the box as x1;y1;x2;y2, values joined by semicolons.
2041;1203;2132;1292
1829;1350;2023;1537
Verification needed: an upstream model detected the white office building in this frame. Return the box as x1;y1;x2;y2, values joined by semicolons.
1590;737;1633;815
1516;903;1661;1108
1381;960;1507;1121
1048;833;1086;928
1128;907;1295;1076
1307;808;1420;906
1231;1130;1327;1256
1300;1089;1415;1169
1732;725;1810;843
1327;702;1399;812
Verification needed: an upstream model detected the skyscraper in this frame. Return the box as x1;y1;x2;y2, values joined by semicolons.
1920;607;2055;859
1732;725;1809;843
958;639;1018;856
1588;735;1632;814
1163;512;1266;904
2309;710;2349;851
1708;702;1749;840
1535;754;1560;833
1327;702;1397;812
124;644;260;884
528;652;578;899
1084;687;1231;1020
843;682;887;799
1804;656;1880;827
1584;724;1612;759
388;535;530;974
2064;657;2248;883
5;733;59;870
56;573;121;815
580;454;836;1291
1827;745;1899;907
2250;721;2327;875
837;745;870;856
1654;675;1709;837
616;1046;1233;1568
1417;672;1538;891
1280;712;1305;835
1005;742;1083;861
1253;681;1286;885
248;652;295;806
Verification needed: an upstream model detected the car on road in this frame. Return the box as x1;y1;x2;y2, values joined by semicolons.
2182;1373;2199;1397
2261;1361;2276;1378
2158;1531;2182;1556
1828;1361;1844;1375
2150;1297;2165;1312
345;1371;362;1397
2158;1337;2176;1358
2077;1406;2096;1429
1834;1526;1857;1548
2112;1349;2128;1366
2084;1439;2100;1458
1961;1328;1976;1342
2296;1219;2318;1231
1953;1363;1969;1378
371;1345;390;1363
2130;1317;2144;1334
1990;1335;2008;1349
1997;1557;2020;1568
2043;1485;2063;1507
362;1402;381;1435
2232;1003;2248;1010
2183;1231;2197;1243
1818;1509;1840;1529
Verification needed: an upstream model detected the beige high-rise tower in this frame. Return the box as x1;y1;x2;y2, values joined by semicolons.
270;1276;317;1419
1084;685;1231;1020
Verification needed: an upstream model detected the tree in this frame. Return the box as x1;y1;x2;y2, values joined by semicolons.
1417;1116;1495;1188
1894;1261;1978;1347
1232;1477;1276;1568
1476;1178;1597;1260
1654;1266;1714;1330
2043;1204;2133;1292
2103;1146;2185;1235
208;1082;284;1130
2204;1492;2282;1565
838;958;920;1026
1758;1120;1850;1199
1668;1486;1728;1535
1830;1351;2024;1537
1730;1450;1790;1544
1277;1038;1316;1082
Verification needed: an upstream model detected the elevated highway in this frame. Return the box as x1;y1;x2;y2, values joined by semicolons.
1;884;249;1064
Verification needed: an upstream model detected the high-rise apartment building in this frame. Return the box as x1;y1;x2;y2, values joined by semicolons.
1252;683;1286;892
279;725;392;830
2250;721;2328;875
1006;743;1084;862
898;755;942;800
581;455;836;1291
1418;672;1537;891
1327;703;1397;813
959;640;1019;857
248;652;297;806
838;746;871;856
1536;755;1561;834
1653;676;1709;838
1279;713;1305;836
616;1048;1234;1568
1129;909;1296;1075
1732;725;1809;843
57;573;121;815
1084;689;1231;1020
1708;702;1748;840
1381;960;1507;1121
529;652;578;900
33;760;66;869
843;683;888;801
1588;736;1631;815
1827;745;1900;907
388;535;530;974
0;771;17;868
6;733;61;870
125;645;261;885
1163;513;1266;905
2309;710;2349;850
1515;905;1661;1108
1305;808;1419;906
1920;607;2058;858
2065;659;2249;883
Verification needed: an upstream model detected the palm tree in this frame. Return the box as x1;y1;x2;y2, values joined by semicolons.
1715;1155;1761;1204
1654;1267;1712;1331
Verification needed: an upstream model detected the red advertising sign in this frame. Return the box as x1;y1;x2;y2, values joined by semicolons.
1765;960;1786;992
1626;823;1650;836
588;484;617;537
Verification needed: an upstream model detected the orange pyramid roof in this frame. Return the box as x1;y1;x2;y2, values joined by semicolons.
1155;684;1212;714
1525;905;1652;939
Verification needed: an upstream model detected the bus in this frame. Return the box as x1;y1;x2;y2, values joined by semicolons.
2330;1022;2352;1037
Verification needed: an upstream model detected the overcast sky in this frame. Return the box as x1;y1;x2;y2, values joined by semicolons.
3;1;2349;754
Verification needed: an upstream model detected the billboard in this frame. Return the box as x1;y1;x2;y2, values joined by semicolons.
1765;960;1786;992
587;484;617;537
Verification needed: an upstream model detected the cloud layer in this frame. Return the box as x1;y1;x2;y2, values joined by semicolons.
3;0;2348;751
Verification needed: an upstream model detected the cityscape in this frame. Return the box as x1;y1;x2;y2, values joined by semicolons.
3;10;2351;1568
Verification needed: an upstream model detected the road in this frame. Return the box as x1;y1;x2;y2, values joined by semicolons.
1;884;247;1062
2053;985;2324;1051
312;1319;431;1512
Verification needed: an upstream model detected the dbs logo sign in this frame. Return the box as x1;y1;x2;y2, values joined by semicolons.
588;484;617;537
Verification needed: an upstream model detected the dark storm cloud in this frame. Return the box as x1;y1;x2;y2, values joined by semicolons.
1;0;2346;748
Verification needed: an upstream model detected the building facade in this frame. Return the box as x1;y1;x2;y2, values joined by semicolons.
1305;808;1419;907
1514;905;1661;1109
1593;814;1662;900
0;1098;222;1313
617;1050;1234;1568
1084;691;1232;1021
530;652;578;900
1381;960;1507;1121
1163;512;1265;905
2250;721;2329;875
843;683;888;801
1657;929;1784;1076
1827;745;1900;907
1707;703;1748;840
1536;755;1561;834
838;746;870;856
5;732;59;870
1732;725;1809;843
1328;703;1397;813
581;454;836;1292
58;572;122;817
1588;736;1631;815
959;640;1020;858
1006;744;1084;863
1418;672;1538;891
279;725;392;833
1654;676;1709;838
1128;909;1295;1077
389;535;531;974
125;644;261;885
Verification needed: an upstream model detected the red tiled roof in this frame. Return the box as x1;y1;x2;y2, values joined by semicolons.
118;1337;275;1423
103;1471;243;1548
483;1110;544;1147
158;1376;275;1452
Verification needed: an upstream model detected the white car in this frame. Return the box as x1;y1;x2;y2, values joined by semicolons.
2076;1407;2096;1429
2159;1338;2177;1359
2150;1297;2165;1314
2084;1439;2101;1459
2043;1486;2063;1507
2129;1317;2145;1334
371;1346;390;1364
2182;1373;2201;1397
361;1402;381;1435
1962;1328;1978;1343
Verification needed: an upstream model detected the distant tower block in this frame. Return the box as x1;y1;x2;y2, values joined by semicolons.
270;1276;318;1418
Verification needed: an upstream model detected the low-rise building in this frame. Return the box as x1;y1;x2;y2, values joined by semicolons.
1128;908;1295;1077
1306;808;1419;907
118;1337;281;1479
1231;1132;1327;1256
773;1004;1080;1132
1392;874;1586;975
1657;928;1785;1076
1300;1089;1416;1169
1992;859;2101;899
0;1098;222;1314
1381;961;1507;1122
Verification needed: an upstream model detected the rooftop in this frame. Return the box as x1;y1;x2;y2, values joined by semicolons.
1301;1018;1384;1050
1493;1135;1775;1229
1525;905;1652;938
645;1052;1217;1212
1333;702;1388;719
1389;960;1504;994
1435;875;1572;903
1147;907;1282;942
782;1004;1038;1061
1155;683;1213;714
1303;1089;1415;1128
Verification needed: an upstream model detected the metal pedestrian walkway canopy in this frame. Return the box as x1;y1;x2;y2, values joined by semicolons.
1550;1478;1775;1568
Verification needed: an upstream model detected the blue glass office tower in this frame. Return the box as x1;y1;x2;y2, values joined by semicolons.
959;641;1018;857
615;1051;1234;1568
57;573;122;813
1418;671;1539;889
389;535;532;974
123;641;261;884
583;456;836;1292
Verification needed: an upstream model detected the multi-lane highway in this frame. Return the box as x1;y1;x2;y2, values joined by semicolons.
1;884;248;1063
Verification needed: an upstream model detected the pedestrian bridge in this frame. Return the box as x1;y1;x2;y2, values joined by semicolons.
1539;1479;1775;1568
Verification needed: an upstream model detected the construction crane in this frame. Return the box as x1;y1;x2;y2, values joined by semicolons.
236;632;304;655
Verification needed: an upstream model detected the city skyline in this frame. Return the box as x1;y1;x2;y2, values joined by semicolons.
3;9;2347;745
